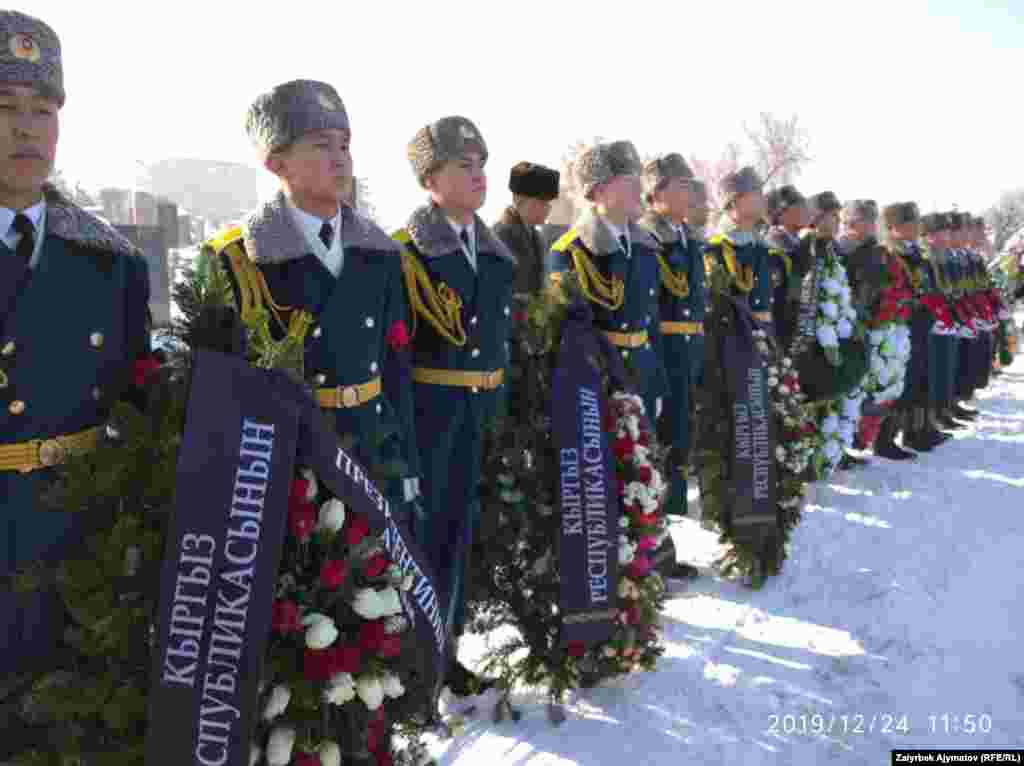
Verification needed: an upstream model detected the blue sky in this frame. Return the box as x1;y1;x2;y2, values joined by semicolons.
30;0;1024;230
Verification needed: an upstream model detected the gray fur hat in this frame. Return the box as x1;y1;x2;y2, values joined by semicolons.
641;152;694;200
842;199;878;224
720;166;763;209
883;201;920;228
0;10;63;106
575;140;642;200
245;80;350;156
765;184;806;223
407;116;488;188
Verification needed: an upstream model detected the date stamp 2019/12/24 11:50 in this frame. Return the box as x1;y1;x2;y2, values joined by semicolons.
767;713;995;738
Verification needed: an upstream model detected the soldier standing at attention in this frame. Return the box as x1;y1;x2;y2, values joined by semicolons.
1;9;152;683
394;116;515;695
546;140;668;422
638;153;704;579
203;79;421;519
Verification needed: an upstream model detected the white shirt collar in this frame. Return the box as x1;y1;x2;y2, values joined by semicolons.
287;199;343;276
1;198;47;269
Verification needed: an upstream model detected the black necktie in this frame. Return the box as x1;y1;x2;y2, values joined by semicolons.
319;221;333;249
460;228;471;253
618;234;629;256
12;213;35;263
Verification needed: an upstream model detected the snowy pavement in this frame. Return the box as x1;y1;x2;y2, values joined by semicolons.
433;344;1024;765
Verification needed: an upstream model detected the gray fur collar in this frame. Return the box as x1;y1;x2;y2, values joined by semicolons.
42;184;139;258
405;203;514;262
575;209;657;255
243;190;399;264
638;211;684;245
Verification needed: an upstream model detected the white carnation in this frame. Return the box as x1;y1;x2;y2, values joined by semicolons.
356;676;385;710
382;673;406;699
352;587;403;620
324;672;356;705
250;745;262;766
318;742;342;766
317;499;346;533
266;726;296;766
304;615;339;650
262;684;291;721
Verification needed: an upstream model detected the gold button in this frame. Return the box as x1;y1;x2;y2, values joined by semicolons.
38;440;65;467
314;373;326;385
9;399;25;415
312;326;322;339
90;332;104;348
1;340;14;356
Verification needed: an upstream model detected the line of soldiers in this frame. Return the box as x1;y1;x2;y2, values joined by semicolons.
0;9;1012;726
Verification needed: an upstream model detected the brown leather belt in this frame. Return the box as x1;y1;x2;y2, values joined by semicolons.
659;321;704;336
412;367;504;390
603;330;649;348
0;426;102;474
316;377;382;409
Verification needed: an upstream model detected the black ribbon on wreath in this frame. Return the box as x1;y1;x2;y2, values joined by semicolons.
551;300;633;649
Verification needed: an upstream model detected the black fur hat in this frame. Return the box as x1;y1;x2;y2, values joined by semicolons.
509;162;560;201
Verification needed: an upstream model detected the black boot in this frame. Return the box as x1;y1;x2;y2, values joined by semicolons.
953;402;978;420
875;415;916;460
938;407;969;430
904;408;935;452
925;408;952;444
839;451;869;470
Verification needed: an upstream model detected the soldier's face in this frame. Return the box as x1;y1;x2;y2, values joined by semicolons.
519;196;552;226
654;177;691;222
594;175;643;220
781;204;811;231
890;222;917;241
815;211;839;238
845;220;877;240
734;190;766;222
0;84;59;204
428;152;487;214
687;196;709;227
270;129;352;209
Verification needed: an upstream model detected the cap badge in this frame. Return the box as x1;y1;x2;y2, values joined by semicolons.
10;33;41;63
317;91;339;111
459;124;476;140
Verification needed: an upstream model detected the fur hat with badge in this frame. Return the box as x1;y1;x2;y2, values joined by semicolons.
246;80;350;157
808;191;842;222
574;140;642;201
509;161;560;201
407;116;488;188
641;153;694;202
0;10;63;105
720;166;764;210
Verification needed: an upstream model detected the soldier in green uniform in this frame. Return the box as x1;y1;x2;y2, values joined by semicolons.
394;116;515;694
638;153;704;579
203;79;421;523
545;140;668;421
1;9;152;687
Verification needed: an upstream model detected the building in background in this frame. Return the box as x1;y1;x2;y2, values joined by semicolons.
115;225;172;326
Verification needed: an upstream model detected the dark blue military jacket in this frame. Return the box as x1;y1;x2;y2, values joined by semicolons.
209;193;419;484
545;212;669;411
1;187;150;574
764;226;801;339
702;231;774;326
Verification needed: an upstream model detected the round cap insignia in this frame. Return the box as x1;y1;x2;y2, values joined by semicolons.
459;124;476;140
10;34;41;63
317;91;338;111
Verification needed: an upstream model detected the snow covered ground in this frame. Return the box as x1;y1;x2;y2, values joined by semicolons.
435;334;1024;765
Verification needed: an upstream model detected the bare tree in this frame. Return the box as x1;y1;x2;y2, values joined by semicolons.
349;176;380;225
985;189;1024;253
546;136;607;226
744;112;811;188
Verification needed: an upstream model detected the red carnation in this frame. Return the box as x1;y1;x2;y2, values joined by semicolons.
375;752;394;766
613;436;635;461
637;465;653;483
295;754;321;766
364;551;389;578
512;310;528;324
345;512;370;546
377;634;402;658
271;599;302;633
567;641;586;658
386;320;410;352
289;502;316;543
637;432;650;447
304;648;334;681
320;559;348;589
290;478;310;506
635;512;659;528
328;645;363;675
359;620;388;652
132;356;161;387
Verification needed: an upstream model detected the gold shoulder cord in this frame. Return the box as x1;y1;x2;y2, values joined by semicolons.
399;250;467;347
655;251;690;299
222;241;311;338
721;239;755;294
569;245;625;311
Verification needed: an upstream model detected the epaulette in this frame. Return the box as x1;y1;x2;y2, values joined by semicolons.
551;227;579;253
206;225;245;256
392;228;413;247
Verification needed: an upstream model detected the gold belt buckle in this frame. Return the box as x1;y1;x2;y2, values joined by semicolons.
38;438;66;467
339;385;360;408
483;370;500;389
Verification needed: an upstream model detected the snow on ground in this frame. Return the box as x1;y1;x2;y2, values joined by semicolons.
433;337;1024;765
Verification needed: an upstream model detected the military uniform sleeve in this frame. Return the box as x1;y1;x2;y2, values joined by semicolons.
381;253;420;484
